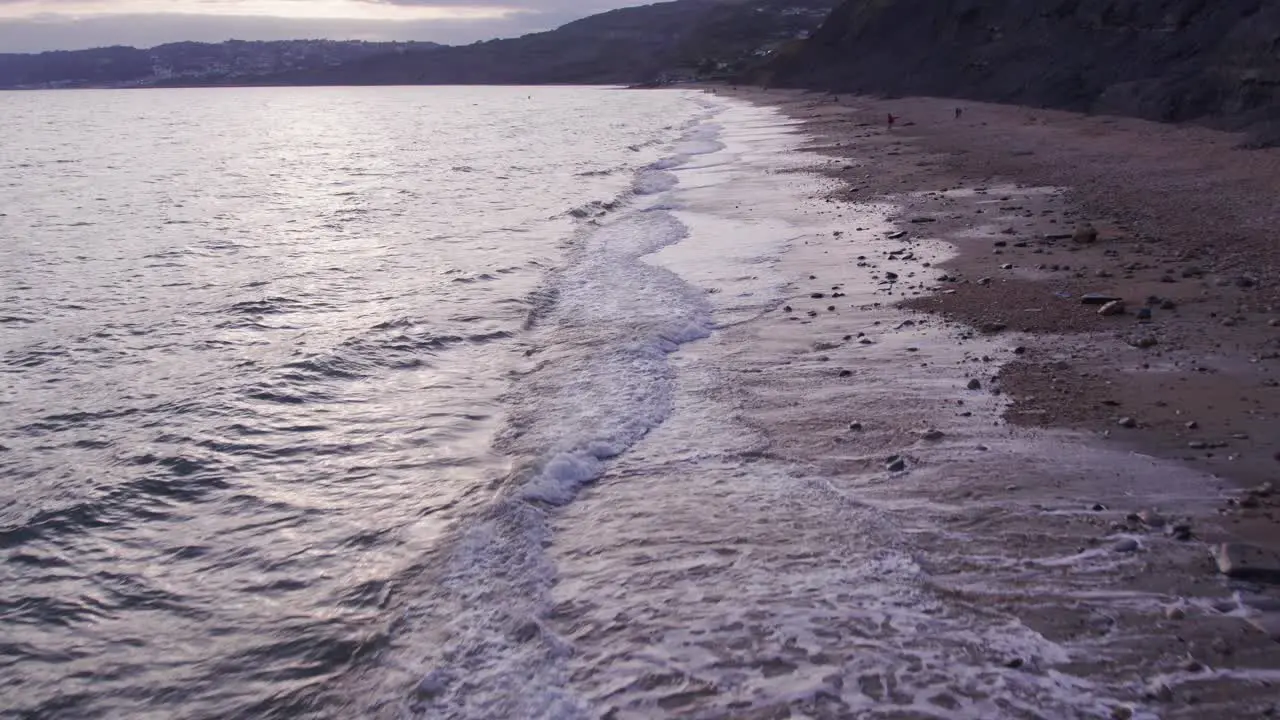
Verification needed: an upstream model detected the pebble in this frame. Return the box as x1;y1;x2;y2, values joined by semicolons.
1098;300;1126;317
1111;705;1134;720
1138;509;1166;527
1146;681;1174;702
838;370;852;378
415;670;451;698
886;457;907;472
849;421;863;431
1212;598;1239;614
967;378;982;390
1214;542;1280;582
921;429;945;441
1165;605;1187;621
1073;223;1098;244
1117;416;1137;428
1112;537;1140;553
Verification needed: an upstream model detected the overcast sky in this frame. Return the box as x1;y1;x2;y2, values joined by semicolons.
0;0;649;53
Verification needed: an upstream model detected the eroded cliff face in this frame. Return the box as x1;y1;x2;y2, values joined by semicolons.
769;0;1280;137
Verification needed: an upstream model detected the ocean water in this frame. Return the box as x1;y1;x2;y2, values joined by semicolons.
0;85;717;718
3;85;1246;720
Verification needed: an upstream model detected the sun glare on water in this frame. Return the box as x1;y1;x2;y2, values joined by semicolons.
0;0;516;21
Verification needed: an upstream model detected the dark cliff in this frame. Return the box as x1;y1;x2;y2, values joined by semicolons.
767;0;1280;139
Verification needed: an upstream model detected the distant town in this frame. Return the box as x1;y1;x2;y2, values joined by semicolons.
0;40;441;89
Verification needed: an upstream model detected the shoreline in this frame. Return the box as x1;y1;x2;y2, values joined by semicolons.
526;94;1280;718
667;88;1280;714
324;89;1280;718
721;87;1280;546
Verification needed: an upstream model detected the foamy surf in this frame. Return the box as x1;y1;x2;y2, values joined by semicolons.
334;112;732;719
535;101;1136;719
339;97;1276;720
535;100;1269;719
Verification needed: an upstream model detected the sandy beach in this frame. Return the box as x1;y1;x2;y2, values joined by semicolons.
565;86;1280;718
727;88;1280;491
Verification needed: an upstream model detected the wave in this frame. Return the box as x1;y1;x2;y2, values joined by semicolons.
223;296;309;316
565;199;620;220
632;169;677;195
343;117;729;718
278;324;513;383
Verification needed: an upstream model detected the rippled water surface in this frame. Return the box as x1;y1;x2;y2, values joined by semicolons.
5;82;1256;720
0;86;707;718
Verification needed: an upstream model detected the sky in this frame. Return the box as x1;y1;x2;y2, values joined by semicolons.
0;0;648;53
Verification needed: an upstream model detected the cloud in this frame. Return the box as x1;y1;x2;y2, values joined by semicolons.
0;1;647;52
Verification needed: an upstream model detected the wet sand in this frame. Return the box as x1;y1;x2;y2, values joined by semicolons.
717;88;1280;541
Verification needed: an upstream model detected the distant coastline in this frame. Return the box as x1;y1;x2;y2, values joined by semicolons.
0;0;838;91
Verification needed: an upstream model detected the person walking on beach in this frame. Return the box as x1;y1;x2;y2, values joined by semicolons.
955;107;963;120
887;113;896;129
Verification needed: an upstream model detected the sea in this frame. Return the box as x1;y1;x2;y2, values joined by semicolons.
2;85;1223;720
0;85;804;719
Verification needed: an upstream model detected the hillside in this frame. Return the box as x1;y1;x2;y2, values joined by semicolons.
766;0;1280;142
0;40;440;89
275;0;836;86
0;1;836;90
